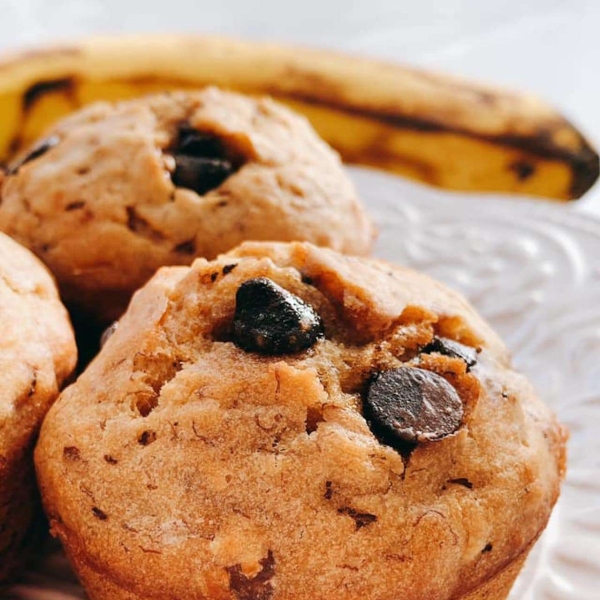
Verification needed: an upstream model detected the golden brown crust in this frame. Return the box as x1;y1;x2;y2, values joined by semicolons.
35;242;566;599
0;88;374;321
0;232;76;581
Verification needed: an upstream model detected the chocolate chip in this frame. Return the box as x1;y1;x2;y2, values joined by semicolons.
8;135;60;175
447;478;473;489
222;263;237;275
227;550;275;600
92;507;108;521
232;278;324;355
65;200;86;211
173;155;234;195
365;367;463;447
177;126;222;156
100;321;118;348
337;507;378;530
174;239;196;254
63;446;81;461
138;430;157;446
421;337;478;369
482;543;493;553
171;126;238;195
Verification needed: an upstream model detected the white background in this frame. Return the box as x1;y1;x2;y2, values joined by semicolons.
1;0;599;209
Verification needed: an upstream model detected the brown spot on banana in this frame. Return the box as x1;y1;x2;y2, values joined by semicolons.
22;76;77;111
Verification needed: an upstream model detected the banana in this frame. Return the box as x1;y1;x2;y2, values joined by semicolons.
0;34;596;201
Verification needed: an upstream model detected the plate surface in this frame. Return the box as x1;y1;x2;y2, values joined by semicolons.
7;168;600;599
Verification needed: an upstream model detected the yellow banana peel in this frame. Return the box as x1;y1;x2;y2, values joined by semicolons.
0;35;596;201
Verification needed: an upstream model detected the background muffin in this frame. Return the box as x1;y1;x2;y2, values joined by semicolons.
0;87;374;322
0;232;76;582
35;241;566;600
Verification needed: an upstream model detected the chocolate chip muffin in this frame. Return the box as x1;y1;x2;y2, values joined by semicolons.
35;242;566;600
0;87;374;323
0;232;76;582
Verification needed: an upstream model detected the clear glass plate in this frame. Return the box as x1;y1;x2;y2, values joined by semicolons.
7;168;600;599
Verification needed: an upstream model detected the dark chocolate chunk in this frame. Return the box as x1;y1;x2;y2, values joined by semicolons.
138;430;157;446
63;446;81;461
174;239;196;254
365;367;463;447
222;263;237;275
447;477;473;489
65;200;86;211
173;155;234;195
421;337;478;369
170;125;238;195
176;126;222;155
92;507;108;521
227;550;275;600
337;507;378;530
8;135;60;175
232;278;324;355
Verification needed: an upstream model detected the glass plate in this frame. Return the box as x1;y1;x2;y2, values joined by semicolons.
7;168;600;599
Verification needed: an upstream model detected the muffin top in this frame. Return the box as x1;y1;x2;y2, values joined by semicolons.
0;232;76;580
0;88;374;321
0;232;76;460
35;242;566;600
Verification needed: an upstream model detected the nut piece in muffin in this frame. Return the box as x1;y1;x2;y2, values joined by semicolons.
0;87;375;322
0;232;76;581
35;242;566;600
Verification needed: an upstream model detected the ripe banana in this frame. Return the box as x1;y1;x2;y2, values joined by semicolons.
0;34;596;201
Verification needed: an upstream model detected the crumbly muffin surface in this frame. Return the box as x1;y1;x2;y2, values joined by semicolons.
0;88;374;320
0;232;76;581
35;242;566;600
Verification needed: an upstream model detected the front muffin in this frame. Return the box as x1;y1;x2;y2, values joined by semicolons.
35;242;566;600
0;233;76;581
0;88;374;321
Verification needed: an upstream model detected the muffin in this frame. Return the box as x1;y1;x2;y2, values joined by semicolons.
0;87;374;323
35;241;566;600
0;232;76;582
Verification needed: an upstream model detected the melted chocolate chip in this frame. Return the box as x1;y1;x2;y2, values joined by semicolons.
365;367;463;447
171;126;237;195
232;278;324;356
227;551;275;600
421;337;478;369
8;135;60;175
